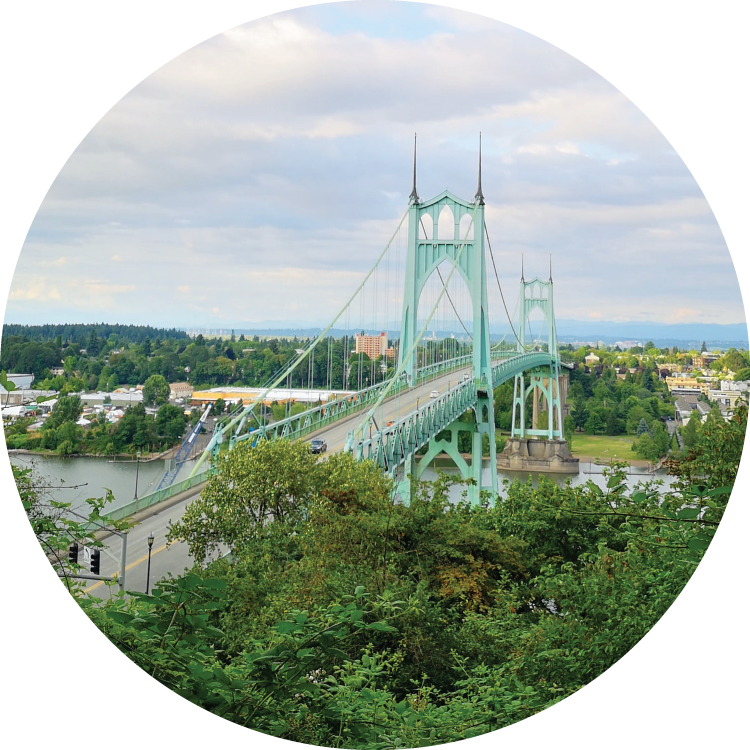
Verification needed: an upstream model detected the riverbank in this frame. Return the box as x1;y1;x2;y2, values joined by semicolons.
7;447;173;462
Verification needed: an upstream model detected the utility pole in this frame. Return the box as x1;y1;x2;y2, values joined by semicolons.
134;452;140;499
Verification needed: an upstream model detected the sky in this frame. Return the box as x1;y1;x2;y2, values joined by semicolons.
4;0;745;332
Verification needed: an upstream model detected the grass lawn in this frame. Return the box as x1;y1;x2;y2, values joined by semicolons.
570;434;636;462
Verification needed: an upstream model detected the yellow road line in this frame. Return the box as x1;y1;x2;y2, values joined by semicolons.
85;543;168;592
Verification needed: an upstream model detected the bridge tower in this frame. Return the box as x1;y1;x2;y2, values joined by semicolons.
396;136;497;504
510;270;564;440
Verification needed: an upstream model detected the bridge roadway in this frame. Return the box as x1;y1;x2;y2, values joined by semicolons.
303;365;472;454
67;366;472;598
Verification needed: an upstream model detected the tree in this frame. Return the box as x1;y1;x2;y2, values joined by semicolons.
46;394;83;430
213;397;226;415
681;409;701;448
652;421;669;457
155;403;187;443
142;374;170;407
168;439;319;563
564;414;575;451
636;417;650;437
584;410;605;435
15;463;126;593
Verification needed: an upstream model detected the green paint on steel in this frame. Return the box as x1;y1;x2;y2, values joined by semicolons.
103;469;214;522
357;352;553;489
394;187;497;504
511;276;564;441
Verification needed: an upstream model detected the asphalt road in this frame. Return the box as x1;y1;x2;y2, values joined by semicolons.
302;365;473;454
81;493;204;599
78;366;471;596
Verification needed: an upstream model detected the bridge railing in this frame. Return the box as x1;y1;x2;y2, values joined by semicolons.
355;377;477;472
104;469;214;522
352;351;557;473
230;351;482;447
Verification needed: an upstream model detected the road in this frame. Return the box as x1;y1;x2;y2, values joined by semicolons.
78;366;472;596
303;365;473;454
79;493;205;599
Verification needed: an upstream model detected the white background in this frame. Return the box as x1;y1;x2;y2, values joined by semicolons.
1;1;747;747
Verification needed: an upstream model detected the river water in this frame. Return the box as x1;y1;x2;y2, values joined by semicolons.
9;451;671;515
8;453;200;515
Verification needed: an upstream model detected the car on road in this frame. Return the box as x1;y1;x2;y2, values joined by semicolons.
310;438;327;454
430;389;439;398
463;373;471;381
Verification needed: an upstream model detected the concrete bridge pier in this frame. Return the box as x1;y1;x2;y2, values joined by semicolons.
497;437;579;474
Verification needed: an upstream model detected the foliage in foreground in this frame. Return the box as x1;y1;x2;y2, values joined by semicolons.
20;404;745;747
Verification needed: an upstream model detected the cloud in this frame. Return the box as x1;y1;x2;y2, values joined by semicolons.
5;3;743;330
8;281;60;301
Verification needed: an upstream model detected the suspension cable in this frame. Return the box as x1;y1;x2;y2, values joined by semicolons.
420;216;472;340
349;202;480;447
484;222;523;348
189;206;410;476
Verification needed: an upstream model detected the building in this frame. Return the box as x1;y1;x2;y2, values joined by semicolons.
665;376;710;396
78;390;143;407
190;386;353;408
49;367;65;377
699;352;720;368
708;388;744;410
584;353;600;366
6;373;34;389
169;382;194;400
720;380;750;392
355;332;389;360
674;396;712;425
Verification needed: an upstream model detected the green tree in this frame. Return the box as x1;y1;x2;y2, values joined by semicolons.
584;409;605;435
564;414;575;451
46;395;83;430
168;439;320;563
681;409;701;448
155;403;187;443
652;421;669;457
15;463;126;593
142;374;170;407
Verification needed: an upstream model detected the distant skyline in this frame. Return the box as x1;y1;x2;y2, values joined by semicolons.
5;0;746;333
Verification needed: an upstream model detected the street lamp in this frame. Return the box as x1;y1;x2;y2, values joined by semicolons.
133;451;141;499
145;532;155;595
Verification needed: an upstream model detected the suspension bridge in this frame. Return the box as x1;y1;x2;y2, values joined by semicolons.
179;135;573;505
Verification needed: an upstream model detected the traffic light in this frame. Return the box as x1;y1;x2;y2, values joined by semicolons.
68;542;79;565
90;549;101;576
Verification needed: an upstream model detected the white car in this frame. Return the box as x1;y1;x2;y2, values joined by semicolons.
430;389;439;398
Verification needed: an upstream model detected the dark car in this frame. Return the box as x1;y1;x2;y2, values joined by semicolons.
310;438;327;454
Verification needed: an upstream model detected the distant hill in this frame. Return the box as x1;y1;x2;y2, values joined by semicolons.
2;323;189;344
223;319;748;349
552;320;748;348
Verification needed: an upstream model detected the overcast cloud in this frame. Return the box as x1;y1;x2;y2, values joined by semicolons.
5;0;743;330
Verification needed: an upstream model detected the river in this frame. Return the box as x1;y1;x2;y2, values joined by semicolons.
9;451;672;516
9;453;201;515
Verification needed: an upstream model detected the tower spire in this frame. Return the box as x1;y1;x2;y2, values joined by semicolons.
409;133;420;204
521;253;525;282
475;132;485;205
549;253;552;281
